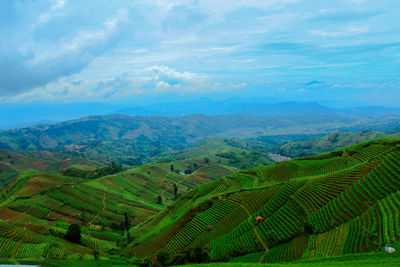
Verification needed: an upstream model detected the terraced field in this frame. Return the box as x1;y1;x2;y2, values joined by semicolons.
0;150;239;261
131;138;400;265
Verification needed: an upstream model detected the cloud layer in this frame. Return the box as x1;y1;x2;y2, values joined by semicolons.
0;0;399;105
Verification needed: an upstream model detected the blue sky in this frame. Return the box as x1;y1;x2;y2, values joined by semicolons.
0;0;399;106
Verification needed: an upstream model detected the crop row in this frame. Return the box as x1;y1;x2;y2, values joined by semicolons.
208;182;305;260
309;150;400;233
340;191;399;254
0;236;47;259
162;198;237;254
210;230;260;260
191;188;277;248
262;234;308;263
0;221;46;244
304;223;346;258
293;163;373;215
257;199;305;246
352;144;394;162
297;156;360;178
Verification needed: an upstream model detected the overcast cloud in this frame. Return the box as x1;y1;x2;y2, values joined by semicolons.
0;0;399;105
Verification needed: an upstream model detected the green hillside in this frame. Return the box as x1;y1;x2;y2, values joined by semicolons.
130;138;400;265
0;150;100;190
0;114;379;164
278;131;387;158
0;149;239;263
154;137;275;170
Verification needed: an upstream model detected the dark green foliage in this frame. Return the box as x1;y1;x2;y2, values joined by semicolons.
170;248;211;265
123;212;131;231
157;248;210;266
170;164;174;172
64;224;81;243
157;195;163;205
63;161;124;179
173;184;178;196
156;250;171;266
92;248;100;260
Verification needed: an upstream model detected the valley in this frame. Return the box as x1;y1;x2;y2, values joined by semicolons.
0;118;399;266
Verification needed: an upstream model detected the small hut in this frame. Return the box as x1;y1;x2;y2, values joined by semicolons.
255;216;265;224
207;225;214;231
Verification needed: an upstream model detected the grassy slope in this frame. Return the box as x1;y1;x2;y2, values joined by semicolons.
130;138;400;265
0;149;100;190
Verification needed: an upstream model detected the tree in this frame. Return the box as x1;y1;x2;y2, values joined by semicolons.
65;224;81;243
204;157;210;164
157;195;163;205
93;248;100;260
173;184;178;197
170;164;174;172
156;250;171;266
124;212;131;231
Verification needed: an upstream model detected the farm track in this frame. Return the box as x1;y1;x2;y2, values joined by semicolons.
89;192;106;224
258;248;269;263
236;202;268;249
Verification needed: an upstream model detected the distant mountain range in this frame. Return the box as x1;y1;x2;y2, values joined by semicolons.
115;98;400;117
0;113;351;152
1;98;400;129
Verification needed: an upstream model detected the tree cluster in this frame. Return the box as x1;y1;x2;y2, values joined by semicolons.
156;248;210;266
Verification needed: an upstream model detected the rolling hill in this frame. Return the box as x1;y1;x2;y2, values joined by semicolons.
0;136;399;266
278;131;387;158
130;138;400;265
0;145;242;263
0;113;387;165
0;150;101;190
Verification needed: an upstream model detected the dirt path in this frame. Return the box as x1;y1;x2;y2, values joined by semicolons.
160;174;187;200
343;148;357;161
258;247;269;263
234;202;268;249
89;191;106;224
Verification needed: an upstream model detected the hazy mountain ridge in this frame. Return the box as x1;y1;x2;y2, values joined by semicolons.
0;113;368;161
2;99;400;129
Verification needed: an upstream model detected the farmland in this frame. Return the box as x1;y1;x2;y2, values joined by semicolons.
0;137;399;265
0;148;239;263
131;138;400;265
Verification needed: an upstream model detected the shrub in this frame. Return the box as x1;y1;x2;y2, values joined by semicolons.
64;223;81;243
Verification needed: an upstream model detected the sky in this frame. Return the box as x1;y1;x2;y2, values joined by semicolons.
0;0;400;107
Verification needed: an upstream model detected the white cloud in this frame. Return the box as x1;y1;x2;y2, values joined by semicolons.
2;65;248;101
32;8;128;65
37;0;67;25
146;65;206;81
310;25;369;37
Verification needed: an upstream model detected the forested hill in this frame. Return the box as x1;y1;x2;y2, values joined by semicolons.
0;114;358;161
130;138;400;265
278;131;388;158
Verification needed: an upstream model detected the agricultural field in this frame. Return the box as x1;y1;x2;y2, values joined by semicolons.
131;138;400;265
0;146;241;263
0;149;101;190
0;137;399;265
